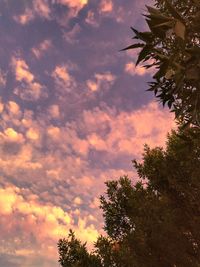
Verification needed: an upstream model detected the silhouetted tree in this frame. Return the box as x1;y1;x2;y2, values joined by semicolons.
58;230;101;267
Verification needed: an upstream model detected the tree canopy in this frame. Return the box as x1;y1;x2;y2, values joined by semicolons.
58;127;200;267
123;0;200;126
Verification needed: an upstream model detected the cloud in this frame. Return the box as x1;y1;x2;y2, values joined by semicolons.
0;184;99;266
125;62;154;76
7;101;21;115
0;1;176;267
0;70;7;87
11;56;47;101
33;0;51;19
11;57;34;83
52;64;77;94
85;10;99;27
74;196;83;205
48;105;60;119
13;8;35;25
32;40;52;59
53;0;88;26
57;0;88;10
63;24;81;44
86;72;116;92
81;101;176;156
0;97;175;267
99;0;113;13
14;0;51;25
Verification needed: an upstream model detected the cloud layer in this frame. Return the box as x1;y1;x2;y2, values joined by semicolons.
0;0;174;266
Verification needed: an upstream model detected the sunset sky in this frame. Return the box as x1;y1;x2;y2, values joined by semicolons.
0;1;175;266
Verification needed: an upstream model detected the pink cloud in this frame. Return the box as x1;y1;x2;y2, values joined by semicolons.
99;0;113;13
11;56;47;101
32;40;52;59
0;99;175;267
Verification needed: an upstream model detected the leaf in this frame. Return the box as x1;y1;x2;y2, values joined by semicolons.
131;27;154;42
186;67;200;80
191;0;200;7
146;5;161;16
174;20;186;40
136;45;152;66
153;61;169;80
165;0;185;23
165;69;175;79
120;43;144;51
146;19;169;39
152;20;174;29
186;46;200;55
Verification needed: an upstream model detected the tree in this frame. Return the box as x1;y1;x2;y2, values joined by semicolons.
123;0;200;126
58;127;200;267
100;127;200;267
58;230;101;267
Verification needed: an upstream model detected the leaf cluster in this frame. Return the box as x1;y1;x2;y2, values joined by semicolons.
123;0;200;126
100;127;200;267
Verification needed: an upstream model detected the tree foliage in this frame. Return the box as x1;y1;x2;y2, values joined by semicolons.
58;230;101;267
58;127;200;267
123;0;200;126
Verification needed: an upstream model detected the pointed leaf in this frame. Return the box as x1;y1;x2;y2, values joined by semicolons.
174;20;186;40
120;43;144;51
136;45;152;66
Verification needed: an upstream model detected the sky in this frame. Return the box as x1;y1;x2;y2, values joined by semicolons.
0;0;175;266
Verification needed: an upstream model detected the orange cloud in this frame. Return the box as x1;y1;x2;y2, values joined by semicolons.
0;98;175;267
12;57;34;83
48;105;60;119
11;56;46;101
52;65;77;93
58;0;88;9
100;0;113;13
0;184;99;264
7;101;21;115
